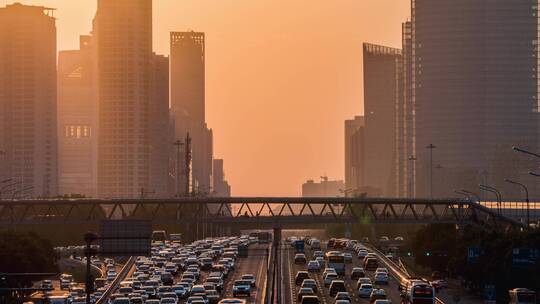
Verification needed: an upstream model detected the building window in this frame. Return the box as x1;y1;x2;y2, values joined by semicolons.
64;125;91;138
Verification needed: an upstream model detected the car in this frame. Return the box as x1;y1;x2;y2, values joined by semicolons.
112;298;131;304
172;285;189;298
187;296;209;304
301;279;318;293
358;283;373;298
307;260;321;272
357;249;369;259
364;257;379;271
295;271;310;285
323;272;338;287
160;292;178;302
375;268;388;274
370;288;387;302
322;268;336;278
373;300;392;304
232;280;251;297
431;279;448;289
374;272;389;285
241;274;256;287
379;236;389;242
297;287;315;301
160;298;177;304
329;280;346;297
351;267;366;280
335;301;351;304
343;252;353;263
294;253;307;264
300;295;320;304
218;299;247;304
394;236;404;241
357;277;372;289
206;289;221;304
41;280;53;289
335;291;351;302
313;251;324;258
191;285;207;297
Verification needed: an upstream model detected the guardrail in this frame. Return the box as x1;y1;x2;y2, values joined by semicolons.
365;244;445;304
95;256;136;304
262;242;272;303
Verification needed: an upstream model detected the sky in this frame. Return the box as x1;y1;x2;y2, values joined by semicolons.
2;0;410;196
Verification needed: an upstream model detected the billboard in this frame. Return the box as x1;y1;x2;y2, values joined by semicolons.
99;220;152;256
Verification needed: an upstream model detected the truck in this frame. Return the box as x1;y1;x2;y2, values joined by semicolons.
238;244;249;258
294;239;305;253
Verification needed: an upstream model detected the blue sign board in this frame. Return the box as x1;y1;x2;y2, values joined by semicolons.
484;284;496;302
468;247;481;263
512;248;539;268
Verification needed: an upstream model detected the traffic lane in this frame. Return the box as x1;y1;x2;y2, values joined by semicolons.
288;244;328;304
301;244;402;303
223;244;268;304
281;242;293;304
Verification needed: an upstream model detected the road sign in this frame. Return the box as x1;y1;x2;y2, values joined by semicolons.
484;284;496;303
512;248;539;268
467;247;481;263
99;220;151;256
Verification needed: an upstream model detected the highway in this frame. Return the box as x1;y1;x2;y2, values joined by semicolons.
281;239;402;304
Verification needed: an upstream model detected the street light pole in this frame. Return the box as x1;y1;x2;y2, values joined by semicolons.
479;184;502;215
512;146;540;159
461;189;480;202
426;144;437;198
408;155;416;198
504;179;530;227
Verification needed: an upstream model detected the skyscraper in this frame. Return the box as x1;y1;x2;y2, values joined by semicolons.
363;43;402;197
344;116;365;194
94;0;153;198
57;35;98;197
170;31;213;194
212;159;231;197
0;3;58;197
412;0;540;197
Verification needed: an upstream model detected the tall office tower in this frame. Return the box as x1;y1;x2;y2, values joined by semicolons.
94;0;153;198
57;36;98;197
344;116;365;195
0;3;58;197
212;159;231;197
170;31;213;195
363;43;402;197
148;54;171;198
395;21;414;198
412;0;540;198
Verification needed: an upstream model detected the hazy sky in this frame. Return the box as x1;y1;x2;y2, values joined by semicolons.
3;0;410;196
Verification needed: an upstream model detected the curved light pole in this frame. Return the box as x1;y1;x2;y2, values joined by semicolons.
0;181;22;200
479;184;502;215
512;146;540;159
529;171;540;177
455;190;471;199
461;190;480;202
505;179;529;227
11;186;33;200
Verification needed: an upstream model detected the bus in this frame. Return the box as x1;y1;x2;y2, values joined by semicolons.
509;288;537;304
326;251;345;275
400;279;435;304
152;230;167;242
257;231;271;244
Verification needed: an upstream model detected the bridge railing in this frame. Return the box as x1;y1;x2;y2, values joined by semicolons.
96;256;135;304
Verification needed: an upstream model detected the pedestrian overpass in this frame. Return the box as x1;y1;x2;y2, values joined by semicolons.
0;197;527;232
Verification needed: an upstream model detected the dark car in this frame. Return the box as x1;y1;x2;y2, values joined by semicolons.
295;271;310;286
351;267;366;280
300;295;320;304
329;280;346;297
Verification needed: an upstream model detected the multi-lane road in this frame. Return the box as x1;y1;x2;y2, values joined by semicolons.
281;240;402;304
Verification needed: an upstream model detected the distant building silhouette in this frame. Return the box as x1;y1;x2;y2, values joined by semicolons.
344;116;365;193
57;36;98;197
302;178;345;197
94;0;153;198
0;3;58;197
170;31;213;195
411;0;540;198
212;159;231;197
362;43;402;197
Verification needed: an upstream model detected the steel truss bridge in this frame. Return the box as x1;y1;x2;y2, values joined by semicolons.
0;197;526;232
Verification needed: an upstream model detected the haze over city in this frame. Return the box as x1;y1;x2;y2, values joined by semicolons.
1;0;409;196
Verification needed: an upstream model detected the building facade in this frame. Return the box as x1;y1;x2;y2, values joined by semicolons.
212;159;231;197
170;31;213;194
57;36;98;197
344;116;365;195
0;3;58;197
94;0;153;198
363;43;402;197
302;179;345;197
412;0;540;198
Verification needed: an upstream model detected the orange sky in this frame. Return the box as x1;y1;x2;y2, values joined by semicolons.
3;0;410;196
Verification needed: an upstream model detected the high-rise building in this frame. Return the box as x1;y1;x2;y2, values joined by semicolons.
94;0;153;198
212;159;231;197
344;116;365;194
170;31;213;195
0;3;58;197
412;0;540;197
396;21;414;198
363;43;402;197
57;36;98;197
148;53;171;198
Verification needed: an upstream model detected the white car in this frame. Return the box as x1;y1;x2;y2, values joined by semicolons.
375;268;388;274
358;283;373;298
313;251;324;258
307;260;321;272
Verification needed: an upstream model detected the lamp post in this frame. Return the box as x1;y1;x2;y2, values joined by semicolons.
0;181;22;200
512;146;540;159
426;144;437;198
505;179;529;227
408;155;417;198
479;184;502;215
529;171;540;177
12;186;33;200
461;190;480;202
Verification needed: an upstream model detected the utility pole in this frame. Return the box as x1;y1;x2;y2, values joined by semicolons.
184;133;192;196
426;144;437;198
173;140;183;197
